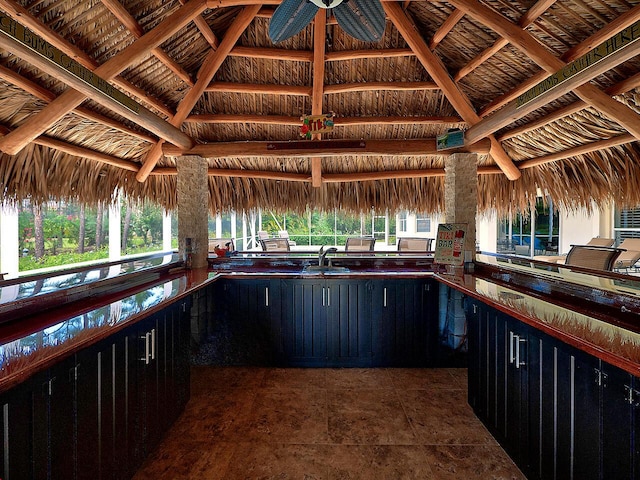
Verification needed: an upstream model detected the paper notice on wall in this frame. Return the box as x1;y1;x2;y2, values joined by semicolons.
434;223;467;266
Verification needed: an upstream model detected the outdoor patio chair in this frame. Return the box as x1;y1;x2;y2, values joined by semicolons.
260;238;290;252
345;237;376;252
585;237;615;247
397;237;433;252
564;245;623;271
614;238;640;271
278;230;296;246
258;231;270;241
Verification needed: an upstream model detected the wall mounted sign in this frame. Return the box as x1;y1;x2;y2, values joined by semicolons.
0;13;140;114
436;129;465;151
517;19;640;108
434;223;467;266
300;114;335;139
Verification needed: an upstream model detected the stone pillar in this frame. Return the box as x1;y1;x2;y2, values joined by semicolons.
445;153;478;256
177;156;209;268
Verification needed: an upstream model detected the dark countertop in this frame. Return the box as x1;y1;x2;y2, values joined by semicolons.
2;251;640;393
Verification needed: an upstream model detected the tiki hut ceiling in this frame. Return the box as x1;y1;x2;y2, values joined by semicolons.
0;0;639;214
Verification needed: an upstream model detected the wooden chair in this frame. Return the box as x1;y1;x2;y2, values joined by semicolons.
564;245;623;271
260;238;290;252
397;237;433;252
344;237;376;252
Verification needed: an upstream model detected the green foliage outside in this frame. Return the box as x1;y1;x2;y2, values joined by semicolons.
17;199;176;273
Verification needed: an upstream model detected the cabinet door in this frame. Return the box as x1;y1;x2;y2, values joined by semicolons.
74;345;101;480
464;298;481;412
280;279;327;366
327;279;373;366
48;355;76;480
600;363;634;480
373;279;429;366
0;371;48;479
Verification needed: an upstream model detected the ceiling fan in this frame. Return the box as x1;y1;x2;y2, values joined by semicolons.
269;0;386;43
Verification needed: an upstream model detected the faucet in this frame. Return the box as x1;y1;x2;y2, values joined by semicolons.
319;246;338;267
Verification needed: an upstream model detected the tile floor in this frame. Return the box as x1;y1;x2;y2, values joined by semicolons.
133;367;526;479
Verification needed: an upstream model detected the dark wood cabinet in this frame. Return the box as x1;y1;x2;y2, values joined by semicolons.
0;296;191;480
371;278;438;366
465;295;640;480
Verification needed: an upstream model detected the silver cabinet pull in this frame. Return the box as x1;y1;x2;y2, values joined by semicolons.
383;287;387;307
509;331;516;365
150;328;156;361
140;333;150;364
265;286;269;307
322;287;326;306
327;286;331;307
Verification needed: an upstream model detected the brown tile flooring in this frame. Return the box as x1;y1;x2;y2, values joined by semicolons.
133;367;526;479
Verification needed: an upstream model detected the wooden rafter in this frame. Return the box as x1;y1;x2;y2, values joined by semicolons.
498;71;640;141
429;8;465;50
0;65;156;144
453;0;640;143
100;0;194;86
229;46;313;62
136;4;262;182
325;49;414;61
206;82;313;96
0;0;207;156
383;1;521;180
480;2;640;117
311;9;327;188
0;0;172;117
454;0;557;82
184;114;463;125
324;81;438;94
178;0;220;50
163;138;492;158
518;134;637;169
0;30;193;149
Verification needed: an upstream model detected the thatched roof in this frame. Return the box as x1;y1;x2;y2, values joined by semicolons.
0;0;639;214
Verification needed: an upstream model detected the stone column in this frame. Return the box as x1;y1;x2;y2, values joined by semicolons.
444;153;478;257
177;156;209;268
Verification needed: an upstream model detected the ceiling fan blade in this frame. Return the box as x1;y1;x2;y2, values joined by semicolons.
269;0;319;43
334;0;385;42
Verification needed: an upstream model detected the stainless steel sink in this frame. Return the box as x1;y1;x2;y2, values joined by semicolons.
302;265;350;274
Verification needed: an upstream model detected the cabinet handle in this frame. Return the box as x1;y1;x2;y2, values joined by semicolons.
265;287;269;307
322;287;325;306
383;287;387;307
141;333;150;364
472;304;477;314
327;287;331;307
515;336;526;369
509;331;516;365
150;329;156;361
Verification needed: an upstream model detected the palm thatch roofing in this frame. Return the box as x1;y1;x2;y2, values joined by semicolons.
0;0;639;215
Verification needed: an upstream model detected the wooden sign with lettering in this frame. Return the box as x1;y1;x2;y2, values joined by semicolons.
434;223;467;266
300;114;335;139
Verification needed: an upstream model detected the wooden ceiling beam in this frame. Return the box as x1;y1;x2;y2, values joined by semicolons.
429;8;465;50
453;0;640;143
454;0;556;82
480;3;640;117
100;0;194;86
499;71;640;141
163;138;492;158
517;133;636;169
325;49;414;61
184;114;464;125
178;0;220;49
465;42;640;143
229;46;313;62
0;65;157;144
0;0;172;118
311;9;327;188
0;0;206;155
0;30;193;149
206;82;313;96
137;4;261;182
324;81;439;94
384;1;521;180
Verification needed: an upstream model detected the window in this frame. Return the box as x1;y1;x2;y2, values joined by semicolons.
497;197;559;256
416;215;431;233
398;212;407;233
615;206;640;242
